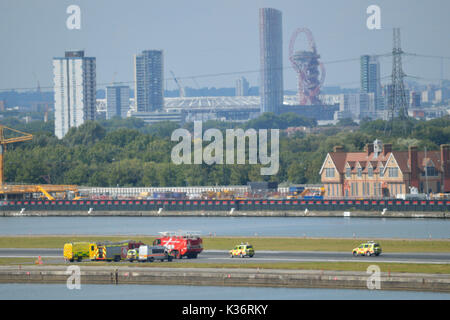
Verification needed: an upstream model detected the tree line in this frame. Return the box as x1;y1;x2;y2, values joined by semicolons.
1;113;449;187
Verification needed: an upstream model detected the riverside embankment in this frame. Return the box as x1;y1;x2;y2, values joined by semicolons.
0;265;449;292
0;210;447;218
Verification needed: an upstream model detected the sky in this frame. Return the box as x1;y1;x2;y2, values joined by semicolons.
0;0;449;92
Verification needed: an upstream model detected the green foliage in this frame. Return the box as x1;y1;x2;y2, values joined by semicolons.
2;114;449;187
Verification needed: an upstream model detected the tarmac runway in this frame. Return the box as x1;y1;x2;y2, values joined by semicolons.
1;248;449;265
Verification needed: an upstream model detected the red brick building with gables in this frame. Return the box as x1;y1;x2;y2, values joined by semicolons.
320;140;450;198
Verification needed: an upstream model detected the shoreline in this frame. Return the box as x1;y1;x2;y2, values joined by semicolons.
0;265;449;293
0;210;448;218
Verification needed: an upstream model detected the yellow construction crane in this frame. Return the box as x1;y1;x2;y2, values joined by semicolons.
0;125;33;186
0;125;79;200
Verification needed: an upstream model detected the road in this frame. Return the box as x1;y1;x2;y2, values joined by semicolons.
1;248;449;265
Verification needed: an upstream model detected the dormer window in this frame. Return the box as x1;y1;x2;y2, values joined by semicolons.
379;165;384;177
357;167;362;177
346;167;351;178
423;166;438;177
368;167;373;177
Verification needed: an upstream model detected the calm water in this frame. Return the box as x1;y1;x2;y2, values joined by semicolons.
0;283;449;300
0;216;448;239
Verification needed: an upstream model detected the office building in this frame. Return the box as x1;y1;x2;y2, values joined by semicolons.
361;55;382;109
134;50;164;112
259;8;283;114
106;84;130;119
53;50;96;139
235;77;249;96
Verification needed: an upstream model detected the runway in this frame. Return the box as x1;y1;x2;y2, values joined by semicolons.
1;248;449;265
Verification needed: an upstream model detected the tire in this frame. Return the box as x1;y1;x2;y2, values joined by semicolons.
365;251;371;257
168;256;173;262
240;253;244;258
148;257;154;263
352;251;357;257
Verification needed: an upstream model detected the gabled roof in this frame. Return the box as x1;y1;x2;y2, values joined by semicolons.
325;148;443;175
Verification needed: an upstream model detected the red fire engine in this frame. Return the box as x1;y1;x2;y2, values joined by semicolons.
153;231;203;259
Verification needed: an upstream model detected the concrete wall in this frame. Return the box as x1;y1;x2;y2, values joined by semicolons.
0;210;447;218
0;266;449;292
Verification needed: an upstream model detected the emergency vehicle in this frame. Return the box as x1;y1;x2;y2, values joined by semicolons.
352;241;382;256
63;242;94;262
91;240;144;262
229;243;255;258
153;231;203;259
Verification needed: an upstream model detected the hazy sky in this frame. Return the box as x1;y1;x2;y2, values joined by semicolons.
1;0;449;92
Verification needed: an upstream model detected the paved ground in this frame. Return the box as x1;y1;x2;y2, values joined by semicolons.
1;248;449;265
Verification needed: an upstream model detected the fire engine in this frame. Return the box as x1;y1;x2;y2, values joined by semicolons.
153;231;203;259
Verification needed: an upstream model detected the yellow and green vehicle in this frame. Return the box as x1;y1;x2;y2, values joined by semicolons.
64;242;96;262
352;241;382;256
229;243;255;258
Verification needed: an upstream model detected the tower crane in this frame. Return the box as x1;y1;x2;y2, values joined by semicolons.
0;125;33;186
170;70;186;98
0;125;79;199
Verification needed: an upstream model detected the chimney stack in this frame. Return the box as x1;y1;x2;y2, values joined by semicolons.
409;146;419;188
383;144;392;156
365;143;374;156
333;146;344;153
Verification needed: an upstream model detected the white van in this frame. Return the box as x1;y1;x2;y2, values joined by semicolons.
138;245;172;262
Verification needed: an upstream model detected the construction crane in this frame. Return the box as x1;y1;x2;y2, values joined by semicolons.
0;125;33;186
170;70;186;98
0;125;79;200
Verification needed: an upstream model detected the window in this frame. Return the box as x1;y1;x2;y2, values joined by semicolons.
325;168;335;178
388;167;399;177
379;165;384;177
374;183;377;196
368;167;373;177
357;167;362;177
346;168;351;178
424;166;438;177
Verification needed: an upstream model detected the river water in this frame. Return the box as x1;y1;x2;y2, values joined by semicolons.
0;216;448;239
1;283;449;300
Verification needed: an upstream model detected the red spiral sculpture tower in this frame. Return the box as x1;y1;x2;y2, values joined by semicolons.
289;28;325;105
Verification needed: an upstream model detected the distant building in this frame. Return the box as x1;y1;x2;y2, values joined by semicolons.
134;50;164;112
53;50;96;139
336;93;375;120
106;84;130;119
129;110;184;125
259;8;283;114
410;91;421;107
320;140;450;198
361;55;383;110
235;77;249;96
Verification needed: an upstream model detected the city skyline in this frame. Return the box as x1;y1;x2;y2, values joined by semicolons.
0;1;449;93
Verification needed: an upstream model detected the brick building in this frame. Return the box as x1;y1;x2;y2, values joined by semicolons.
319;140;450;198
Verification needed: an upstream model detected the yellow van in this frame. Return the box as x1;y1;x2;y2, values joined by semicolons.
64;242;96;262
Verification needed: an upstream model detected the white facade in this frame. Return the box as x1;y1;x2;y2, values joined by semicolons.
53;51;96;139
